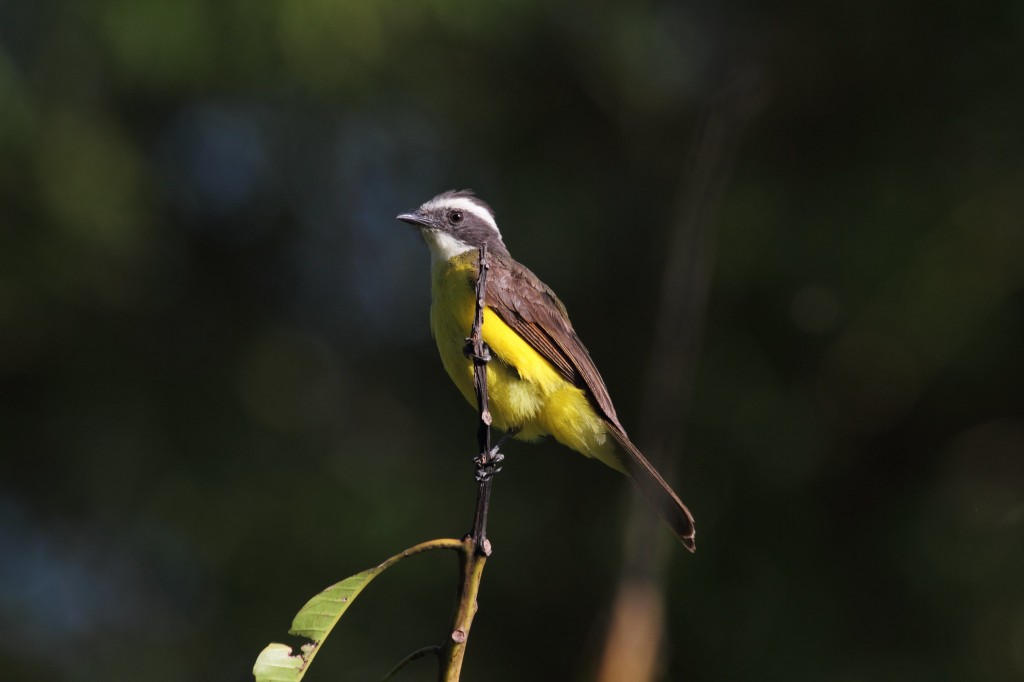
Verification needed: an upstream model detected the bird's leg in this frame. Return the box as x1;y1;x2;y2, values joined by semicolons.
474;428;518;482
491;427;519;454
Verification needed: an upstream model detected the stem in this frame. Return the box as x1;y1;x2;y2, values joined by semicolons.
466;243;495;554
437;536;488;681
380;646;439;681
436;243;496;681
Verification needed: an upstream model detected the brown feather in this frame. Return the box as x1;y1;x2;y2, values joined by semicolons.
606;429;697;551
482;252;696;551
484;253;620;422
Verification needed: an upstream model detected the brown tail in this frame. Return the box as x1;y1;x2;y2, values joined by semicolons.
608;428;696;552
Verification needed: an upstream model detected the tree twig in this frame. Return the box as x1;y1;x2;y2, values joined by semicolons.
436;243;497;681
436;537;489;681
380;646;440;681
465;243;497;555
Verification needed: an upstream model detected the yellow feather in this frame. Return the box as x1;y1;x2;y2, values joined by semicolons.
430;252;623;472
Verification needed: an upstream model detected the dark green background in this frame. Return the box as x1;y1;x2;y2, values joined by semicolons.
1;1;1022;680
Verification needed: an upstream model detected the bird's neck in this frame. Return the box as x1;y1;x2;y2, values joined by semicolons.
422;230;475;265
430;249;478;287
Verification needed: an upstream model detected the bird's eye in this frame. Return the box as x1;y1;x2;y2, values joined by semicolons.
449;211;463;224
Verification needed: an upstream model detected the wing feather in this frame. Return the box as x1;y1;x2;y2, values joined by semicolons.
483;252;622;428
478;251;696;551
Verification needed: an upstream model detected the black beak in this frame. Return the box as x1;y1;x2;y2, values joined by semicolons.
396;211;433;228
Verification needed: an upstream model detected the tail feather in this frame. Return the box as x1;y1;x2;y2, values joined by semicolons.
608;428;696;552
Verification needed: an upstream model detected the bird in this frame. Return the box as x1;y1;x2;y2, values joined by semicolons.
397;190;695;551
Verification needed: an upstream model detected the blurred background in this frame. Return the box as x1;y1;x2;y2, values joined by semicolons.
1;1;1022;680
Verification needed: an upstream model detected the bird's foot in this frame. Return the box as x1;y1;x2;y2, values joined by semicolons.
474;449;504;482
463;338;491;363
472;428;518;482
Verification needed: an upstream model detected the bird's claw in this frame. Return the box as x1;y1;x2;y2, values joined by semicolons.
463;338;491;363
474;448;504;482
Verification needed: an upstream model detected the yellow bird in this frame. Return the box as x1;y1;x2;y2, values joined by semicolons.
398;190;695;551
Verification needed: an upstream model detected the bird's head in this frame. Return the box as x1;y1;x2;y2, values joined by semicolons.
397;190;509;261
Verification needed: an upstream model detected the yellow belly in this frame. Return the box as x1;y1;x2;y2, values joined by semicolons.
429;253;621;470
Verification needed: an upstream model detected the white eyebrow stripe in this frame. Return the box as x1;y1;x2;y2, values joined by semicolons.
422;197;499;233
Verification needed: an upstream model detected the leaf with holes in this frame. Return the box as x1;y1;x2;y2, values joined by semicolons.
253;539;464;682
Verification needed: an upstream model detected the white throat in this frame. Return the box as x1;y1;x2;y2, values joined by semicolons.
423;229;475;264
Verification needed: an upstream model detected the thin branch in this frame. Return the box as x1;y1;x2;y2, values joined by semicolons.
437;537;489;681
380;646;440;681
436;243;497;681
465;242;498;555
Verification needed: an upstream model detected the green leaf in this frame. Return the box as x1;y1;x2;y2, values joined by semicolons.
253;643;307;681
289;563;384;640
253;538;464;682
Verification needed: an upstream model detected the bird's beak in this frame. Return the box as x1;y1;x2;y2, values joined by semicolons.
396;211;433;228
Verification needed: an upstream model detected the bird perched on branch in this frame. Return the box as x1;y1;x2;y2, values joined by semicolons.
398;190;695;551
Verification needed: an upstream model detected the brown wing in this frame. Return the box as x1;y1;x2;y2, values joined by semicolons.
482;251;697;551
483;251;623;430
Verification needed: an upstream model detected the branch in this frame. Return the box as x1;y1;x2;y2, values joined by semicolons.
436;537;489;681
380;646;440;681
436;243;497;681
466;242;498;554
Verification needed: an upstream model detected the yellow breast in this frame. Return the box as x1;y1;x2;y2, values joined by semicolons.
429;252;621;469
